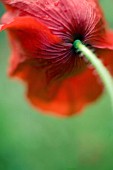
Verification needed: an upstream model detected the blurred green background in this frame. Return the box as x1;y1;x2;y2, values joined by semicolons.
0;1;113;170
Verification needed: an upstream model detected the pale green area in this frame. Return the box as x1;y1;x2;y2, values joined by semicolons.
0;1;113;170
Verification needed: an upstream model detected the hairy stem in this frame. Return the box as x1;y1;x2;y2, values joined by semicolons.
73;40;113;111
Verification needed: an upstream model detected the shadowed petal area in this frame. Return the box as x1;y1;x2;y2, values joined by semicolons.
0;15;86;82
8;48;113;117
27;67;103;116
90;31;113;50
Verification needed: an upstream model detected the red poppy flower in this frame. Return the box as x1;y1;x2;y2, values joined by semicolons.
1;0;113;116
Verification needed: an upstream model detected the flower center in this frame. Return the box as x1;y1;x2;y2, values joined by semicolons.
72;34;85;55
74;34;84;42
72;38;94;56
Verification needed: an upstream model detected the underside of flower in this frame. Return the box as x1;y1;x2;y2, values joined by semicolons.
1;0;113;116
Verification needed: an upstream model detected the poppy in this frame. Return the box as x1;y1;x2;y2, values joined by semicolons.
1;0;113;116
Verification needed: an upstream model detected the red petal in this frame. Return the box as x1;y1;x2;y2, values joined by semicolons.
0;16;61;54
97;48;113;75
2;0;111;51
28;70;103;117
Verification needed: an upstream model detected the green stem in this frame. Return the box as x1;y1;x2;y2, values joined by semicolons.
73;40;113;111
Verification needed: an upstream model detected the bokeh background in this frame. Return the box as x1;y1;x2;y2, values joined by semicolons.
0;1;113;170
